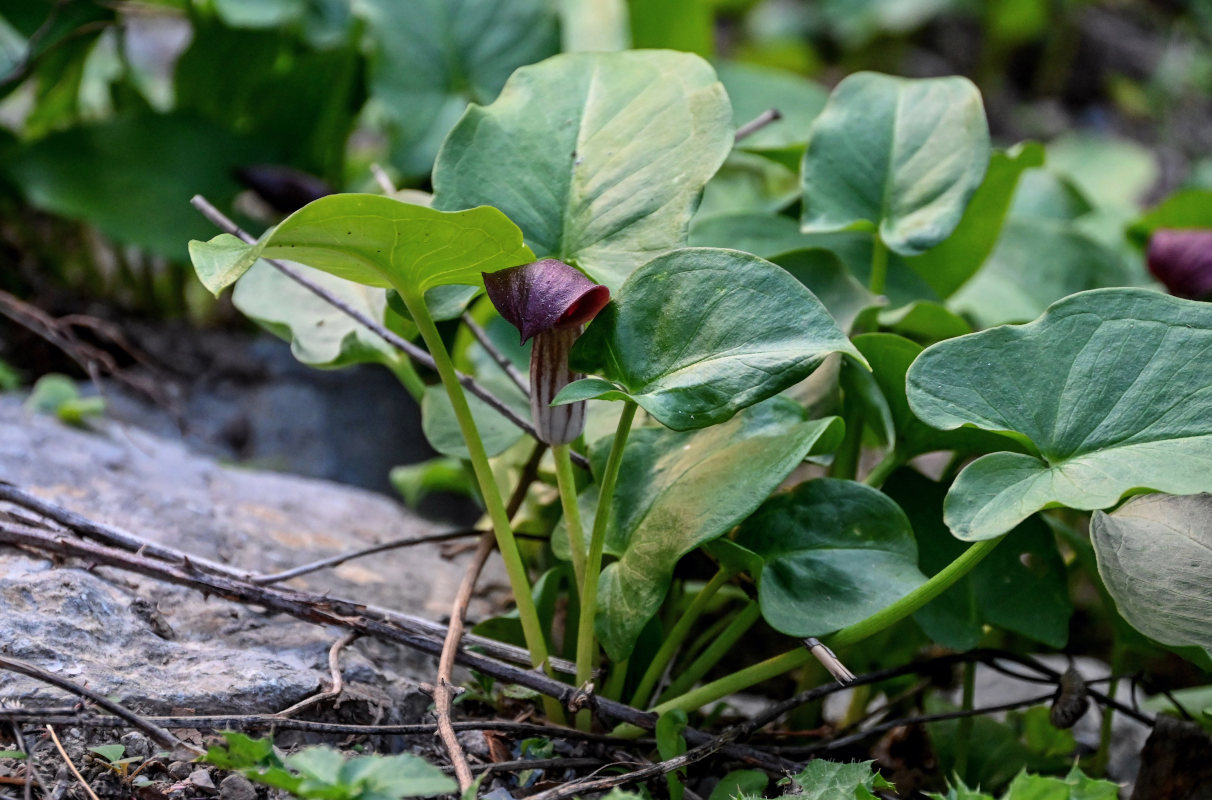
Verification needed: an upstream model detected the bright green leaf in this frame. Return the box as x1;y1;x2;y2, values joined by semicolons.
876;301;971;344
188;194;533;296
1127;189;1212;247
357;0;559;179
390;458;476;508
907;288;1212;541
1091;493;1212;657
800;72;991;256
1008;169;1095;222
591;398;843;660
1046;133;1158;213
707;770;767;800
626;0;712;55
784;759;893;800
564;248;863;431
736;478;926;637
420;378;527;459
88;745;125;763
432;50;733;291
656;710;688;800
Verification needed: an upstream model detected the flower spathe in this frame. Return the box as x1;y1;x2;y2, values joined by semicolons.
483;259;611;444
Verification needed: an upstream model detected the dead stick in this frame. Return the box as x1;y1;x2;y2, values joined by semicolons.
275;632;358;719
188;196;588;472
734;109;782;142
45;726;101;800
462;313;529;395
0;656;193;754
253;530;478;585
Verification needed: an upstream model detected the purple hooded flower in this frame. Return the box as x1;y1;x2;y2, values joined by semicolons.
1148;229;1212;300
483;259;611;445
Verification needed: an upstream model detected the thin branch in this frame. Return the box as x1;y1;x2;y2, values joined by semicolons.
188;196;589;471
275;632;358;718
436;532;495;791
0;713;641;744
0;655;196;754
0;482;576;676
462;314;529;395
45;726;100;800
470;756;605;775
253;530;479;585
734;109;782;143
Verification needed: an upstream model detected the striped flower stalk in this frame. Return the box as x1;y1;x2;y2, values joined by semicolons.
483;259;611;444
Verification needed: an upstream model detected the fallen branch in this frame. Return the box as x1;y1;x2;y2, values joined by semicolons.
45;726;100;800
0;655;197;755
188;196;588;471
275;632;358;719
734;109;782;142
253;530;480;585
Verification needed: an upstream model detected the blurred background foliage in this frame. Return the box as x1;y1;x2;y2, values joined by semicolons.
0;0;1209;333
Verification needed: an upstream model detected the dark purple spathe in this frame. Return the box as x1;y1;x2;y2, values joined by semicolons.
1148;229;1212;300
483;259;611;344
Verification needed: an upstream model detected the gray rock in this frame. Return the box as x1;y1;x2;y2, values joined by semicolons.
0;397;507;716
219;774;258;800
168;762;193;780
190;768;216;792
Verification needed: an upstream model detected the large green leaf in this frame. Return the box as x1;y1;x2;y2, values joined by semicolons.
561;248;862;431
233;260;406;368
1127;189;1212;247
420;377;527;460
735;478;926;638
188;194;533;296
902;143;1044;298
591;398;843;660
800;72;990;256
356;0;559;179
885;470;1071;650
432;50;733;291
1092;494;1212;657
4;112;274;259
1046;133;1158;213
907;288;1212;541
948;219;1131;328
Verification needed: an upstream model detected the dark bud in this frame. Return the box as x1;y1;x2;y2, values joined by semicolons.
1147;229;1212;300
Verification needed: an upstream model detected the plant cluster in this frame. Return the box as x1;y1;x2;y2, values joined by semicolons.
185;41;1212;788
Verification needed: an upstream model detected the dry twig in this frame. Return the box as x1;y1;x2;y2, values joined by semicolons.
275;632;359;719
734;109;782;142
44;726;100;800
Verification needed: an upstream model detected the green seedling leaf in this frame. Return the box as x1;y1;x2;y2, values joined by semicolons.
1091;493;1212;657
233;261;406;368
707;770;767;800
88;745;126;763
735;478;926;637
716;61;828;152
887;469;1071;650
0;751;27;759
358;0;558;178
698;151;800;218
876;301;971;344
25;374;104;426
1046;133;1158;213
903;142;1044;298
389;457;476;508
0;359;21;391
854;334;1025;460
1008;169;1094;223
1127;188;1212;247
562;248;862;431
800;72;991;256
588;397;843;660
1000;765;1119;799
948;219;1131;328
783;759;893;800
927;776;994;800
432;50;733;291
1016;706;1076;759
655;710;688;800
189;194;533;296
907;288;1212;541
688;212;814;259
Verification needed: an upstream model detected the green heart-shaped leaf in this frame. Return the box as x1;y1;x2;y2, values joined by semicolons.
907;288;1212;541
591;397;843;660
735;478;926;638
800;72;990;256
188;194;533;296
233;261;409;368
562;248;863;431
1092;494;1212;657
432;50;733;291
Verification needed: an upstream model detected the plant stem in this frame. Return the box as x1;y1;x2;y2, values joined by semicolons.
862;447;902;488
552;443;587;589
1093;640;1125;776
618;536;1006;736
603;658;629;702
869;234;888;295
631;568;732;709
575;401;638;729
954;659;976;778
397;285;563;725
658;602;761;704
